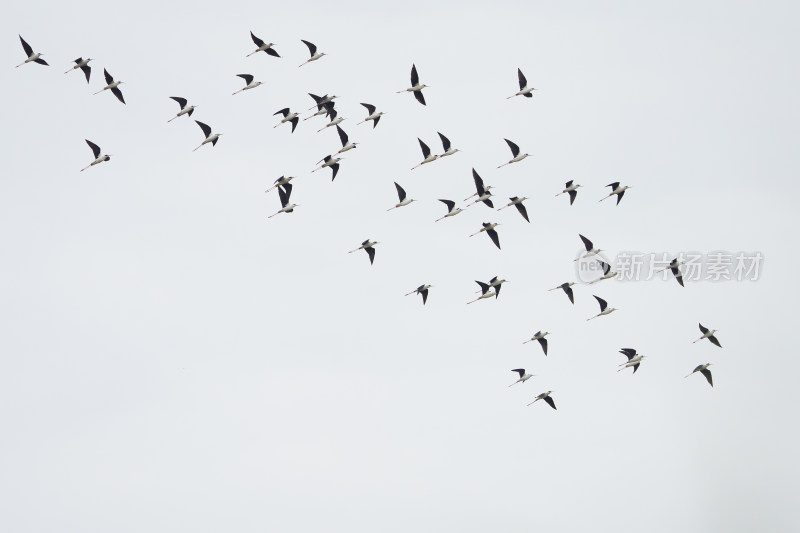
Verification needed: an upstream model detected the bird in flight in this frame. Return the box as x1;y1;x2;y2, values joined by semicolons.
405;284;432;305
523;331;549;355
93;69;125;104
507;68;535;99
16;36;48;68
600;182;631;205
509;369;534;386
80;140;110;172
685;364;713;387
192;120;222;152
247;32;280;57
527;391;556;409
298;39;325;67
549;282;575;304
167;97;197;123
348;240;379;265
693;324;721;347
397;64;428;105
64;57;92;82
268;184;298;218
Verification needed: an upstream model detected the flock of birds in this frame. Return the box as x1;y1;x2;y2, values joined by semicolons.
14;31;722;410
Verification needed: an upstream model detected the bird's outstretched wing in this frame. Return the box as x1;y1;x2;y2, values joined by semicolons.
486;229;501;250
418;138;431;158
336;125;348;146
410;64;419;86
85;139;101;159
517;68;527;90
514;202;530;223
504;138;520;157
394;182;407;202
250;31;265;47
438;132;451;151
301;39;317;56
195;120;212;138
594;295;608;311
171;96;188;109
111;86;125;104
361;102;376;115
19;35;33;56
414;90;426;106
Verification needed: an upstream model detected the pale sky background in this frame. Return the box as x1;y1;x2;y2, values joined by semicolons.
3;1;799;531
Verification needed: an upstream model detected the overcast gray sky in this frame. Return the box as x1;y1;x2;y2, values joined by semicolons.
3;1;799;531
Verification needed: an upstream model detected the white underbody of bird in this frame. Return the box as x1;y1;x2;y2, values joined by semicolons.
509;369;534;386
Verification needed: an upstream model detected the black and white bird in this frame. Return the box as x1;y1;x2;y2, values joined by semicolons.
16;36;48;68
265;176;294;193
232;74;262;95
523;331;549;355
589;260;617;284
93;69;125;104
467;281;496;304
575;234;603;262
600;182;631;205
405;284;432;305
167;97;197;123
466;169;494;208
317;110;345;133
335;125;357;153
410;138;439;170
527;391;556;409
247;32;280;57
657;258;685;287
434;199;463;222
686;364;713;387
694;324;722;347
304;101;336;121
80;139;110;172
549;282;575;304
498;197;530;222
387;182;415;211
64;57;91;82
497;139;531;168
587;295;618;321
268;184;298;218
618;348;645;374
555;180;582;205
437;132;460;158
509;369;534;386
486;276;508;298
273;108;299;132
397;64;428;105
312;155;342;181
474;276;508;299
348;239;378;265
298;39;325;67
357;103;384;128
193;120;222;152
307;93;338;111
469;223;501;250
507;68;535;99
